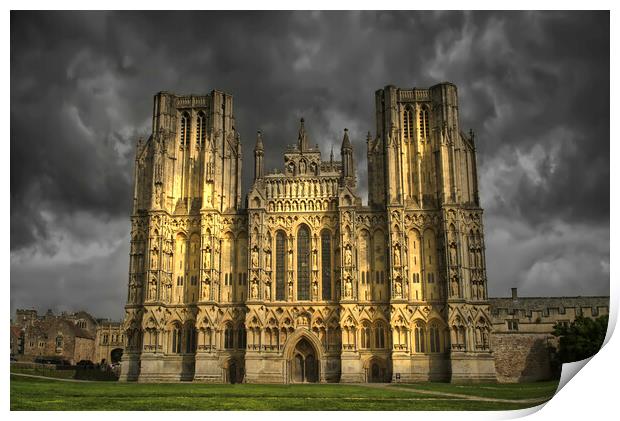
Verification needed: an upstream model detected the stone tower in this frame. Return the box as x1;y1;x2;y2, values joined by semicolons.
368;83;494;381
121;91;247;382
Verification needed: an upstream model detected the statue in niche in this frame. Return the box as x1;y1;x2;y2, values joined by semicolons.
202;279;211;300
344;277;352;298
162;278;171;302
450;244;457;266
250;280;259;299
128;278;137;303
203;247;211;269
300;160;306;174
312;281;318;299
395;279;402;297
265;251;272;270
265;282;271;300
151;248;158;269
345;247;352;267
154;184;162;207
451;276;459;297
148;278;157;300
288;249;294;267
393;246;401;267
251;248;259;268
288;282;294;300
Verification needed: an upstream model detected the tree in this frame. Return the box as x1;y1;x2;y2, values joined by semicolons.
552;315;608;364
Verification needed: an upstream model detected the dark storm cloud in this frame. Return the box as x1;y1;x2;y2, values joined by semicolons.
10;11;609;319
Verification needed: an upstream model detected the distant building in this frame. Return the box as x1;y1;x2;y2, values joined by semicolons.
488;288;609;382
11;309;125;365
94;321;125;364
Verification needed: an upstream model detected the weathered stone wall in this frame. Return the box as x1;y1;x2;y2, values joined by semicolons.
491;333;554;383
74;337;96;363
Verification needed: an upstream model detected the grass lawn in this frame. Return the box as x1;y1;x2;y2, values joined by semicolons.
390;380;560;400
10;373;559;411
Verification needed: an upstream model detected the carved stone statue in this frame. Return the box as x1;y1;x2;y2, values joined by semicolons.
312;281;318;299
251;248;259;268
265;282;271;300
202;279;211;300
344;277;352;298
204;247;211;269
151;248;158;269
128;280;136;303
251;281;259;299
345;247;352;266
162;278;171;302
450;244;457;266
395;280;402;297
451;276;459;297
265;251;272;270
148;279;157;300
394;247;401;267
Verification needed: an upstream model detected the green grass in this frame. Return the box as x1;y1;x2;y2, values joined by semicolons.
390;380;560;400
10;374;558;411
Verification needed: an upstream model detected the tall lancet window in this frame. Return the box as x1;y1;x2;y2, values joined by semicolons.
196;111;206;147
321;229;332;300
297;225;310;300
404;107;414;139
276;231;286;301
418;108;429;139
180;112;190;147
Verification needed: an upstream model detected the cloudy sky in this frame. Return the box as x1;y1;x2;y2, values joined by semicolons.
10;11;609;320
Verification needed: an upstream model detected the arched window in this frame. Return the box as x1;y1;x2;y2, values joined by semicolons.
361;323;371;349
237;326;246;349
180;112;190;147
224;324;234;349
196;111;206;147
321;229;332;300
185;326;196;353
418;108;430;139
297;225;310;300
404;107;414;139
171;326;182;354
375;324;386;349
429;324;441;353
415;323;426;353
275;231;286;300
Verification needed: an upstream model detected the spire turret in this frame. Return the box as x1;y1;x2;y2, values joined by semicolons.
254;130;264;181
340;128;355;185
298;117;308;151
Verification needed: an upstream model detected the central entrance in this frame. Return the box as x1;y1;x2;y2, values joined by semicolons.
291;338;318;383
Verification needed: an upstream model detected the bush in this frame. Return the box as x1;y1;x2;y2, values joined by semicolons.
552;314;608;364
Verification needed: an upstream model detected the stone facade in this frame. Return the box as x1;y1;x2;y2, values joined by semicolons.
120;82;497;384
94;322;125;364
488;289;609;383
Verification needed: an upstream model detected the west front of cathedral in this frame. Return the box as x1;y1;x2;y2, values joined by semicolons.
120;82;496;383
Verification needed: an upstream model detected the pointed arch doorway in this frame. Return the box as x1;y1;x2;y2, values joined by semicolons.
291;337;318;383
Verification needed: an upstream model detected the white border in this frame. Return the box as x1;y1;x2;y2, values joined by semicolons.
5;3;616;421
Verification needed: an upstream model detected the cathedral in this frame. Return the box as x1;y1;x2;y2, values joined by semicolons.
119;82;496;384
